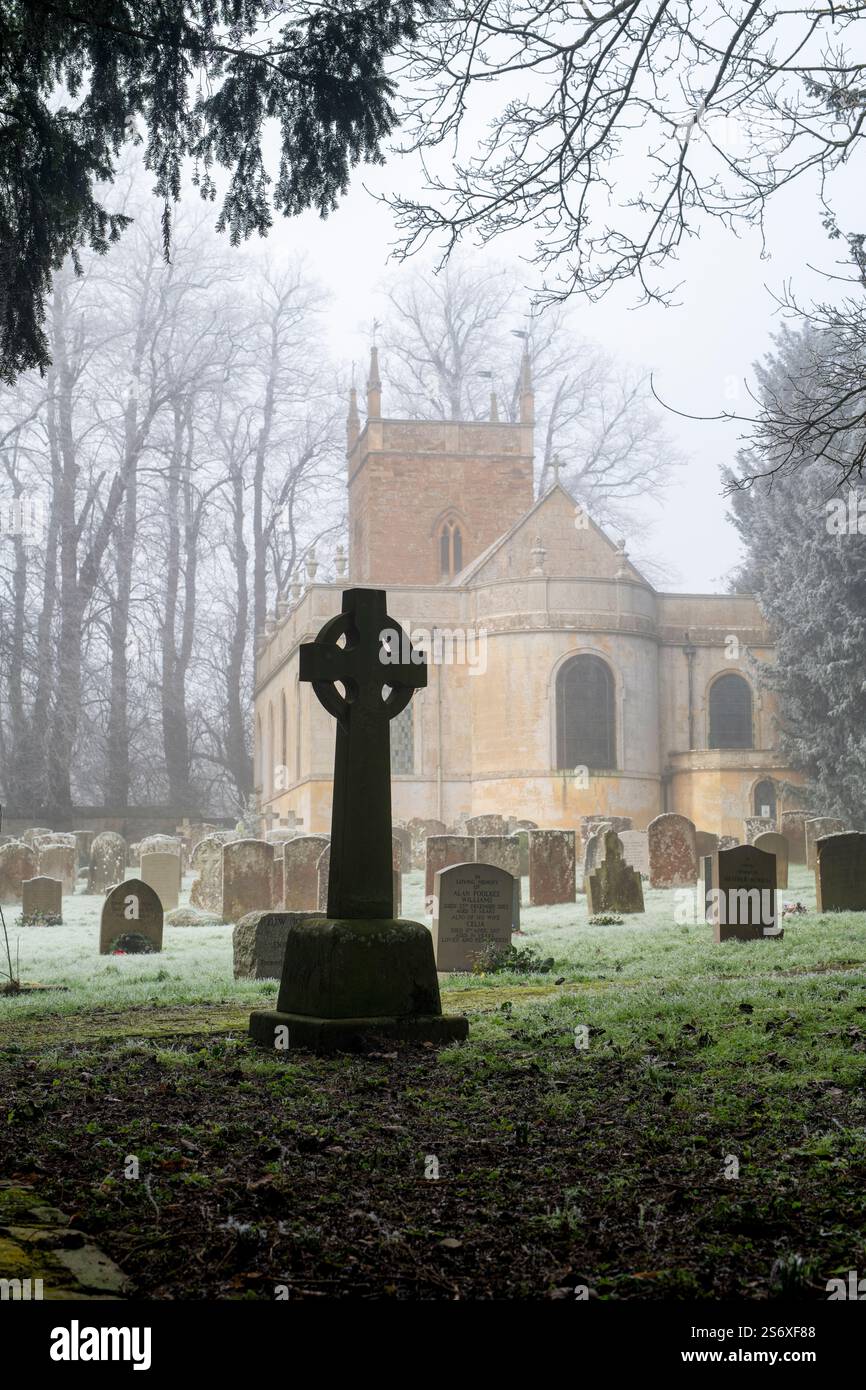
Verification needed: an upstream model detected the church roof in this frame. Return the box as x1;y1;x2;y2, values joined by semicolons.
449;482;651;588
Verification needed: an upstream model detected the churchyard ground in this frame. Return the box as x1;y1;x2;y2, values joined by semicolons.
1;866;865;1299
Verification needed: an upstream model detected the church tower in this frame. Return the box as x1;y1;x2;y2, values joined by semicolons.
347;348;535;585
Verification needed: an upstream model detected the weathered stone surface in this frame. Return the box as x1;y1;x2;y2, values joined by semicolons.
425;834;475;902
233;910;317;979
316;843;331;911
165;906;221;926
816;832;866;912
475;834;521;929
581;824;612;889
695;831;720;863
513;829;530;876
34;842;76;895
586;831;644;915
465;814;508;837
0;1182;130;1299
528;829;575;906
753;831;789;889
407;817;447;870
99;878;163;954
139;851;181;911
0;841;38;903
780;811;812;865
138;834;182;859
710;845;779;942
21;876;62;924
221;839;274;923
619;830;650;876
281;834;329;911
88;832;127;894
718;835;740;851
189;835;225;913
805;817;846;870
20;827;53;847
744;816;776;845
648;813;698;889
432;862;514;971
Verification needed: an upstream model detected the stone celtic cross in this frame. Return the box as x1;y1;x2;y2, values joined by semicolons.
299;587;426;918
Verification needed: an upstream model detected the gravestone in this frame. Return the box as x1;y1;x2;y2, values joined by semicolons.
513;829;530;877
710;845;781;943
620;830;650;877
189;835;225;913
815;832;866;912
753;831;789;889
21;827;53;847
21;876;62;925
586;831;644;914
744;816;776;845
510;818;538;833
805;817;846;870
465;814;508;838
249;587;467;1049
221;840;274;923
475;834;521;929
88;832;127;894
35;843;76;895
695;831;719;862
283;835;330;911
139;851;181;912
425;834;475;903
718;835;740;851
316;843;331;911
99;878;163;954
648;814;698;888
391;824;411;872
233;910;317;979
528;829;576;905
432;862;513;971
138;834;182;860
581;824;612;889
0;841;38;903
780;810;812;865
407;817;447;870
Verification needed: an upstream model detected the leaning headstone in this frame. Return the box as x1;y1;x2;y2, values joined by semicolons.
407;817;447;870
695;831;719;862
99;878;163;954
744;816;776;844
283;835;330;911
815;832;866;912
220;840;274;923
465;814;508;838
710;845;780;942
189;835;225;913
528;829;576;906
21;876;62;925
648;813;698;888
475;834;521;929
425;834;475;903
586;831;644;915
620;830;650;877
233;910;317;979
35;843;77;895
780;811;812;865
88;832;127;894
139;851;181;911
754;831;789;889
805;817;846;870
432;862;513;971
0;841;38;903
249;586;467;1049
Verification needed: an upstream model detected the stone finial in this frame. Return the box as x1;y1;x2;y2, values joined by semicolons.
305;549;318;583
367;346;382;419
615;537;630;579
290;572;302;602
334;543;347;579
276;591;289;620
530;533;546;575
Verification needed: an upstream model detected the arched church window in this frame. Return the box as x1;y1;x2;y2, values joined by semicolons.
754;779;776;819
280;692;287;774
266;702;274;795
438;518;463;577
390;701;414;774
708;673;753;749
556;655;616;770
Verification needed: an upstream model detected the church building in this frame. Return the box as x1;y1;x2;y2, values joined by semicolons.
253;351;798;840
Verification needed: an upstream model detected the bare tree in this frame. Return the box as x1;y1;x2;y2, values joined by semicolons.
392;3;866;305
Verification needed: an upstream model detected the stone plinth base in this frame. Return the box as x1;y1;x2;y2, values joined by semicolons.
249;1009;468;1052
247;915;469;1051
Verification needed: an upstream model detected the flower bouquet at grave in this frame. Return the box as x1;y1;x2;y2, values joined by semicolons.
108;932;158;955
16;910;62;928
471;942;555;975
588;912;624;926
781;902;808;918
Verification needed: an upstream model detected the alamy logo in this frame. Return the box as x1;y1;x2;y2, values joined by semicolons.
826;1270;866;1299
49;1320;152;1370
380;624;488;675
0;1277;44;1299
0;496;45;543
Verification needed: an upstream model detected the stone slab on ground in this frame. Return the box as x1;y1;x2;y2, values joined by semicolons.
0;1182;129;1299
